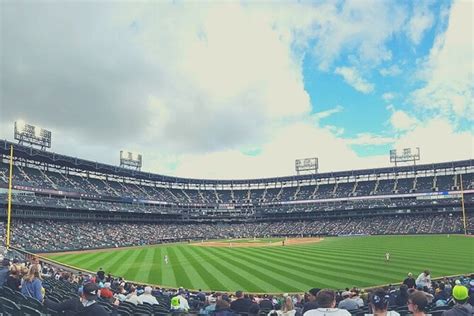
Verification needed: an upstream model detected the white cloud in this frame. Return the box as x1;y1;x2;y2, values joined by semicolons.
393;118;473;163
379;65;402;76
334;67;374;93
407;1;435;45
411;1;474;119
311;1;408;70
347;133;395;146
313;105;343;120
390;110;419;131
382;92;396;102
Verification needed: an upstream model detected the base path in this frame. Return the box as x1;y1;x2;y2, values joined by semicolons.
191;237;323;248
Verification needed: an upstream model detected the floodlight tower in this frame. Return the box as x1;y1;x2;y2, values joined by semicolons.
120;150;143;171
295;157;319;175
14;120;52;150
389;147;420;167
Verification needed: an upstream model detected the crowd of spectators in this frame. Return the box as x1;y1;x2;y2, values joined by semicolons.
2;162;472;205
0;213;470;252
0;253;472;316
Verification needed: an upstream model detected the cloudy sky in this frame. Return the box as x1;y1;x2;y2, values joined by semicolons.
0;0;472;179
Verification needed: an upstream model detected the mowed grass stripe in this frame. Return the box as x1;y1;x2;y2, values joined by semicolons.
217;247;317;290
76;248;130;272
231;246;374;289
183;245;236;291
126;248;153;282
190;246;266;292
55;252;99;267
205;246;296;292
172;246;207;289
167;247;194;289
112;249;143;277
147;247;163;285
259;246;408;279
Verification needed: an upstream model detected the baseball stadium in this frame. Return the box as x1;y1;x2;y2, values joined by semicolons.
1;1;474;315
0;139;473;315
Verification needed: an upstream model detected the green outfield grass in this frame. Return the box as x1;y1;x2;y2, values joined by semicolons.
46;235;473;293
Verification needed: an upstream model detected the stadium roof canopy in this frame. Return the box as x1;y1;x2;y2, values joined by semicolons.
1;139;472;185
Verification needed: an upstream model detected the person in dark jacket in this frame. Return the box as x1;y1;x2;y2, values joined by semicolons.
442;285;473;316
45;282;111;316
0;258;10;286
403;273;416;289
302;288;320;314
230;291;253;313
5;264;21;291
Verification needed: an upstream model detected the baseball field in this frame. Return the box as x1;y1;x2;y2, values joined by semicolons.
44;235;473;293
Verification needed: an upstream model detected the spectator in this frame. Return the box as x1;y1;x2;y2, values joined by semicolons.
125;286;139;305
403;273;416;289
407;291;429;316
200;296;218;315
366;289;400;316
303;289;351;316
171;292;190;312
230;290;253;313
260;294;274;310
45;282;110;316
21;264;43;302
0;257;10;286
215;299;236;316
137;286;159;305
302;288;320;314
338;291;359;311
395;285;409;307
351;289;364;308
441;285;473;316
416;270;432;289
269;296;296;316
6;264;21;291
97;267;105;282
99;282;114;300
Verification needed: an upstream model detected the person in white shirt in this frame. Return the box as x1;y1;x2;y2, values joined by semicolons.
125;286;139;305
365;289;400;316
137;286;159;305
303;289;351;316
415;270;432;289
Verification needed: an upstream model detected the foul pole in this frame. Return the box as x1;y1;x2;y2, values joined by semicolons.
459;173;467;235
6;145;13;249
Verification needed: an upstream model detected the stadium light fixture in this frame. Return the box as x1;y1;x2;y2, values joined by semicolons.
389;147;420;167
120;150;143;171
295;157;318;175
14;120;52;150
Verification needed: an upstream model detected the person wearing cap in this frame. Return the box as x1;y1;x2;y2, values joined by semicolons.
45;282;110;315
0;257;10;286
303;289;351;316
99;282;114;300
365;288;400;316
403;273;416;289
302;288;321;314
338;291;359;311
441;285;473;316
137;286;159;305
